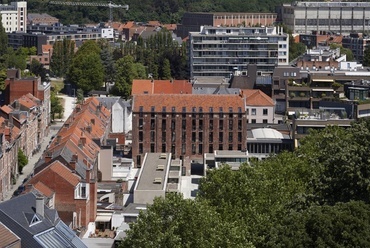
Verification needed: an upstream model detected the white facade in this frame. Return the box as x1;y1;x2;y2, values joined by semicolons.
0;1;27;33
112;100;132;133
189;26;289;78
246;105;275;124
101;28;114;39
282;1;370;34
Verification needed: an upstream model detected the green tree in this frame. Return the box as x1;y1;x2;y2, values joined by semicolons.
0;69;6;91
50;90;64;120
113;55;137;98
161;58;171;79
18;149;28;174
364;46;370;66
30;59;47;81
67;52;104;93
100;46;115;84
50;39;75;77
298;121;370;205
120;193;253;248
0;18;8;59
330;43;354;61
76;88;84;104
266;201;370;247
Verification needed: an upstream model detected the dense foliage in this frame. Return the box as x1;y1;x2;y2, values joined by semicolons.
17;149;28;174
121;119;370;247
27;0;289;24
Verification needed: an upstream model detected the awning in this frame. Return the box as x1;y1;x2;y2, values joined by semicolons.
95;215;112;222
312;88;334;91
312;79;334;82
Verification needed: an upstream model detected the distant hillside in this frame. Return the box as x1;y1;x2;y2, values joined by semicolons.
27;0;289;25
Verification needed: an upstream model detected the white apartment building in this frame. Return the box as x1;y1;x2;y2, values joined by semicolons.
281;1;370;34
189;25;289;78
0;1;27;33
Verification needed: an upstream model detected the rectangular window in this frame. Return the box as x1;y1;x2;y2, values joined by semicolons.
238;132;242;142
228;132;233;142
192;132;196;142
199;132;203;142
251;119;256;124
139;106;143;117
162;132;166;142
150;119;155;130
263;109;268;115
228;144;233;150
238;107;243;118
139;131;143;142
199;107;203;118
228;120;233;130
199;144;203;154
139;119;143;130
238;120;242;130
171;119;176;130
150;143;155;152
81;185;86;198
192;119;196;130
251;109;256;115
192;144;196;154
209;144;213;153
162;144;166;153
246;109;249;115
182;107;186;117
219;132;223;143
139;143;143;153
182;131;186;140
192;107;196;118
182;143;186;154
182;120;186;130
209;120;213;130
219;120;224;130
209;132;213;142
151;106;155;118
229;107;233;117
199;119;203;130
150;131;155;142
219;144;223;150
263;119;268;124
209;107;214;119
162;119;166;130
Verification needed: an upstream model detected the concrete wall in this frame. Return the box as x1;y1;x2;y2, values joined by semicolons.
98;147;113;181
134;189;165;204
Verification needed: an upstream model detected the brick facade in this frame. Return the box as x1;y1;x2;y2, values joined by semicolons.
132;94;247;166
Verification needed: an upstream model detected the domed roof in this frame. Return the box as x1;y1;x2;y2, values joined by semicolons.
251;128;284;139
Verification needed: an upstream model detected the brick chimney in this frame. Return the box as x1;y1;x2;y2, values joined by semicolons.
70;154;78;171
91;118;95;125
85;169;90;183
44;151;52;163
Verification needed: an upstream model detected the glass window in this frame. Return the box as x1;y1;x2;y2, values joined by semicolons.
251;109;256;115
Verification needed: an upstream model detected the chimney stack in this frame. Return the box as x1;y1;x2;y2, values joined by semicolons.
36;196;44;218
70;154;78;171
86;169;90;183
45;151;52;163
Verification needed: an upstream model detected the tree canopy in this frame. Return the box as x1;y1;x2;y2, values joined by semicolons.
121;119;370;247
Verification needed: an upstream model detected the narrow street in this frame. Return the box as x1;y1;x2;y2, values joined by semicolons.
3;95;75;201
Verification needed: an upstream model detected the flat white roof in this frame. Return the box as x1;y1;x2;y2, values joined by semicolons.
251;128;284;139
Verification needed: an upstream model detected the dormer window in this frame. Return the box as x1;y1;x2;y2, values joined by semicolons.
75;183;89;199
30;214;41;226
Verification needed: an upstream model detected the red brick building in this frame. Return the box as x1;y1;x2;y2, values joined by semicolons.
131;79;193;95
25;98;111;229
132;94;247;166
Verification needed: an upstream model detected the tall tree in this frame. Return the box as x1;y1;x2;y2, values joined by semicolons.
161;58;171;79
363;46;370;66
120;193;253;248
113;55;137;98
51;39;75;77
100;46;115;84
30;59;47;81
0;18;8;59
67;52;104;93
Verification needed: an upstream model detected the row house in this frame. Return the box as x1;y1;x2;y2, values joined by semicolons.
132;94;247;166
4;69;51;126
24;98;111;230
0;117;20;201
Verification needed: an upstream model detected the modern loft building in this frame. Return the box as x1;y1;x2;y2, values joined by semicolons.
132;94;247;166
189;25;289;78
342;33;370;63
280;1;370;34
0;1;27;33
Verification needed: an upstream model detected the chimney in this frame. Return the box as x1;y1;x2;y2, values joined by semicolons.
45;151;52;163
76;105;81;112
79;136;86;148
91;118;95;125
86;125;92;133
70;154;78;171
56;135;61;144
36;196;44;218
85;169;90;183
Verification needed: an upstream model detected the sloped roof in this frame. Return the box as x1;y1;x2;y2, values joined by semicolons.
0;222;20;247
0;105;13;115
132;79;192;95
33;181;54;198
49;161;80;186
242;89;274;106
0;193;86;248
133;94;245;112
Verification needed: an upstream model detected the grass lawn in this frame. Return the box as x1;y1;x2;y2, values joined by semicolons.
51;79;64;93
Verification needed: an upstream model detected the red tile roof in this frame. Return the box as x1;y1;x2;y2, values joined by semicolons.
49;161;80;186
133;94;245;112
242;89;274;106
33;181;54;198
0;223;20;247
162;24;177;31
132;79;192;95
0;105;13;114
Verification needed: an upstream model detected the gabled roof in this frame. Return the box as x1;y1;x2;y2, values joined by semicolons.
33;181;54;198
0;105;13;115
49;161;80;186
132;79;192;95
18;95;37;109
0;222;20;247
0;193;86;248
242;89;274;106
